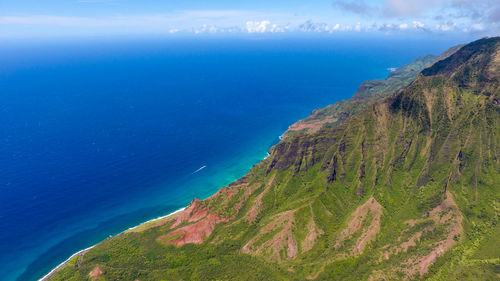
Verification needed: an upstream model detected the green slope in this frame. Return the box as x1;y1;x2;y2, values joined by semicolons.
50;37;500;281
283;44;463;138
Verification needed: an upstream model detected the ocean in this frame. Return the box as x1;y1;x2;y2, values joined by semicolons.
0;35;463;281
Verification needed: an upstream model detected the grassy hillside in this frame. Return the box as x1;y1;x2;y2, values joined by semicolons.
283;44;463;138
50;37;500;281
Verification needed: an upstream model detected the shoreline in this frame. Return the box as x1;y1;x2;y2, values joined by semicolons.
39;144;270;280
39;149;271;280
39;207;186;281
39;245;95;281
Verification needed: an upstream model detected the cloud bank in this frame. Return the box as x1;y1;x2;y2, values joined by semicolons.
333;0;499;35
0;1;498;38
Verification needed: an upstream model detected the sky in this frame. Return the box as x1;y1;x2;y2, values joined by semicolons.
0;0;498;38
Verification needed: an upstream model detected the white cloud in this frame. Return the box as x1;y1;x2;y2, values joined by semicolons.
354;22;362;31
245;21;284;33
296;21;355;33
334;0;499;35
193;24;220;34
298;20;328;32
0;6;496;37
413;21;425;28
268;23;284;33
246;20;270;33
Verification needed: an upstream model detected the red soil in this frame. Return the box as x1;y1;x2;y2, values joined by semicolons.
335;197;382;256
242;210;298;262
157;198;232;246
88;266;103;280
161;213;229;246
246;175;276;224
170;199;208;229
285;116;337;136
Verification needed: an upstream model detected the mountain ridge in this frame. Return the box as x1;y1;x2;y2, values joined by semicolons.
283;43;463;138
50;37;500;281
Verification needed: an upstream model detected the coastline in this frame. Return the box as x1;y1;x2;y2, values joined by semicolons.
39;132;277;280
1;38;458;281
35;53;407;281
39;246;95;281
39;149;269;280
39;207;186;281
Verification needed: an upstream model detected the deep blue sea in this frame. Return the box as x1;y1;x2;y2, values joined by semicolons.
0;36;464;281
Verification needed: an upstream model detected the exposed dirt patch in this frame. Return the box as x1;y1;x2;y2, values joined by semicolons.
242;209;298;262
306;197;383;279
156;197;234;246
226;189;237;199
232;183;261;214
335;197;383;256
285;116;337;136
157;179;263;247
443;87;455;120
208;184;245;201
302;205;324;252
382;231;424;261
246;174;276;224
170;199;208;229
88;266;103;280
415;191;463;275
158;213;229;246
422;88;437;124
400;231;422;252
138;185;245;233
382;191;463;279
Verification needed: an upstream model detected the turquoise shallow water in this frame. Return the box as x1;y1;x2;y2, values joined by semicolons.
0;36;463;281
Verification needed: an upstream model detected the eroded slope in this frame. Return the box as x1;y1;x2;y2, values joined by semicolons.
50;37;500;281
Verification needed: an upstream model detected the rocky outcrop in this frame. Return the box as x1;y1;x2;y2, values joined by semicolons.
170;199;208;229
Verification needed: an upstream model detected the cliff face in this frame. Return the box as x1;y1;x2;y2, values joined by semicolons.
283;43;465;139
52;38;500;281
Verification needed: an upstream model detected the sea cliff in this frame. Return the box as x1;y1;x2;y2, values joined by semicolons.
49;37;500;281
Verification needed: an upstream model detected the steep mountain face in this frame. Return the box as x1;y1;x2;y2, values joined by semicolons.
283;44;463;138
51;38;500;281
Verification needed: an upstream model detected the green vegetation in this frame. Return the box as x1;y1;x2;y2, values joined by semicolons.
50;37;500;281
